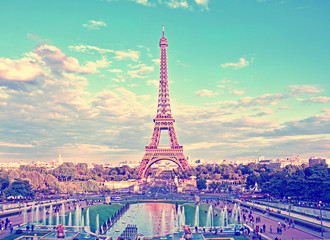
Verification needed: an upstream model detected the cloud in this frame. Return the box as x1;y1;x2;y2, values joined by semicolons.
127;65;154;78
82;20;107;30
185;142;223;150
231;89;245;95
114;50;140;61
35;44;111;74
108;69;122;73
0;141;35;148
92;88;153;119
301;96;330;104
221;58;250;69
152;59;160;64
165;0;190;9
195;89;218;97
68;45;113;54
0;55;44;81
147;80;159;86
287;85;323;96
134;0;150;6
194;0;209;10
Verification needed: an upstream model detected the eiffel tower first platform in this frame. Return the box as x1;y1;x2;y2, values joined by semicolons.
137;26;190;178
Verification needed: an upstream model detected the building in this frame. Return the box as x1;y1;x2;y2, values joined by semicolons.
309;157;326;167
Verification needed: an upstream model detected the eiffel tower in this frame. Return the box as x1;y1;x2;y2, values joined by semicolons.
137;26;190;178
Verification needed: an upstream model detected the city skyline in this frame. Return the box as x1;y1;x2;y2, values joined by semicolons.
0;0;329;163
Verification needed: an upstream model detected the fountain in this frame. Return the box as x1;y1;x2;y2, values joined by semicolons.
49;205;53;226
161;208;166;237
62;203;66;225
170;208;175;235
194;205;199;227
177;206;182;228
220;209;225;227
81;216;85;233
31;203;35;224
181;206;185;226
205;205;213;228
96;214;100;236
23;203;27;225
56;212;60;226
35;206;40;225
75;205;81;231
43;206;47;225
68;212;72;226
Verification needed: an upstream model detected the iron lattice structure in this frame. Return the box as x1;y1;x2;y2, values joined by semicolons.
137;27;190;178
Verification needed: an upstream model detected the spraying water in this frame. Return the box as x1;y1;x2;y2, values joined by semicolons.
206;205;213;227
35;206;39;225
170;208;175;235
23;203;27;225
75;205;81;231
181;206;185;226
43;206;47;225
68;212;72;226
61;203;66;225
56;212;60;226
96;214;100;236
161;208;166;236
177;206;182;228
31;203;35;224
49;205;53;226
194;205;199;227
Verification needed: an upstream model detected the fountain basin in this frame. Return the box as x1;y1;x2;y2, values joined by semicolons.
40;231;80;240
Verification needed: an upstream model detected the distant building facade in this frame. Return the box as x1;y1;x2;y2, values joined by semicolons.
309;157;326;167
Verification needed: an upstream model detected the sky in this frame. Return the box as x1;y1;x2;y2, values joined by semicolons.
0;0;329;164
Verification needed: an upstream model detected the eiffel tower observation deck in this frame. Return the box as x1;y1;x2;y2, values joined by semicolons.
137;26;190;178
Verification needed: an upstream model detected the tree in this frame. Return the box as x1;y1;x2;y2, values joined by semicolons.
196;178;207;190
5;179;35;198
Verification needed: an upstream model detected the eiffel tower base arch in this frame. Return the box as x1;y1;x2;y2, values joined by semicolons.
137;151;189;179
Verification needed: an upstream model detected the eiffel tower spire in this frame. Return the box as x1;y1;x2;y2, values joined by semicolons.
157;25;171;119
137;26;190;178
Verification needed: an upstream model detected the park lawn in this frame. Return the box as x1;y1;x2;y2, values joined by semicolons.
82;203;123;233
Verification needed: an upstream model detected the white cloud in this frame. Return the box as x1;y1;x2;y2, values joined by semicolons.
185;142;223;150
35;44;111;74
0;141;35;148
82;20;107;30
127;65;154;78
221;58;250;69
152;59;160;64
68;45;113;54
147;80;159;86
231;89;245;95
166;0;190;9
0;55;44;81
195;89;218;97
114;50;140;61
302;96;330;104
108;69;122;73
287;85;323;96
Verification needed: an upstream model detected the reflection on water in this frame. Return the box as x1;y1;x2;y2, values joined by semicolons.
105;203;176;239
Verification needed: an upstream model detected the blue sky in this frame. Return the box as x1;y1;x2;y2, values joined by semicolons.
0;0;329;163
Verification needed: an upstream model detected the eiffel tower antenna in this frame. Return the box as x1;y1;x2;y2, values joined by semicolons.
137;26;190;178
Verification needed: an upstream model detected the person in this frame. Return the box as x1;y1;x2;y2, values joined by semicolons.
195;226;198;233
10;226;13;233
270;226;272;233
31;224;34;232
26;225;30;232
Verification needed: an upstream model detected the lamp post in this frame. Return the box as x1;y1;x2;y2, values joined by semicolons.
319;201;323;238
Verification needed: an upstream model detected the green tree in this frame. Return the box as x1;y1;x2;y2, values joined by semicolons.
196;178;207;190
5;179;35;198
